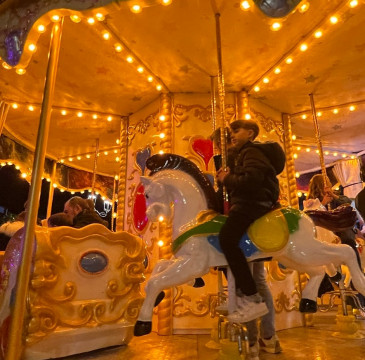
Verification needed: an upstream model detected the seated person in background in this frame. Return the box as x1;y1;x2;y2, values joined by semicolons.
0;211;26;250
63;196;108;228
47;212;73;227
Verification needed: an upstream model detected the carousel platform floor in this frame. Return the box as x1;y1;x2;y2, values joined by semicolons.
62;319;365;360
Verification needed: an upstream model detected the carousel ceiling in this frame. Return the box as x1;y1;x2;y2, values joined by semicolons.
1;0;365;176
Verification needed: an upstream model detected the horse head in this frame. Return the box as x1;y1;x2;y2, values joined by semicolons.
140;176;173;222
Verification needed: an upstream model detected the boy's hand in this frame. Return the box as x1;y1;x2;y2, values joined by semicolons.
216;167;230;183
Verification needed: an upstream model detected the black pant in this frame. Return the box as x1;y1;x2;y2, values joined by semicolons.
219;206;265;296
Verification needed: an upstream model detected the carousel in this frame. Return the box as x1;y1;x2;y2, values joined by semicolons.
0;0;365;359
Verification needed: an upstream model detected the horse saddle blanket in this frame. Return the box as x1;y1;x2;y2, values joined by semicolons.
172;207;301;257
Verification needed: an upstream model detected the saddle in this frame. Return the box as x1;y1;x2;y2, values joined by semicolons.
305;204;357;232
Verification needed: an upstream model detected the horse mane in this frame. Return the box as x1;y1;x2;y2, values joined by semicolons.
146;153;219;212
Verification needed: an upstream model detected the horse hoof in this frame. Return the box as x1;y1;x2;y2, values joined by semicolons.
154;291;165;307
193;277;205;288
299;298;317;313
134;320;152;336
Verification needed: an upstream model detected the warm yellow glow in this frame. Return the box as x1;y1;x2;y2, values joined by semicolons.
147;76;154;82
292;135;296;140
102;31;110;40
301;114;307;119
114;149;118;153
295;172;300;178
131;4;142;13
293;153;298;159
86;154;91;159
244;113;251;120
158;215;164;222
77;111;83;117
342;154;347;158
71;191;75;194
333;108;339;114
296;146;301;150
297;191;303;197
350;155;355;159
116;139;120;144
37;24;46;33
324;151;329;155
28;43;37;52
21;173;27;178
240;1;251;10
333;152;338;156
115;156;120;162
298;1;309;13
61;109;67;115
274;67;281;74
300;43;308;52
60;189;65;192
349;0;358;8
11;103;18;109
263;77;269;84
158;240;164;247
306;148;310;152
137;66;144;73
159;150;164;154
7;162;13;166
107;116;112;122
330;16;338;24
53;183;57;188
2;62;12;69
51;15;60;22
271;22;281;31
114;43;123;52
16;68;26;75
15;165;20;170
156;84;162;91
114;175;119;180
254;86;260;92
162;0;172;4
46;178;51;182
314;30;323;38
95;13;105;21
159;133;166;139
159;115;166;121
69;157;73;161
70;15;81;23
285;57;293;64
0;162;6;166
60;159;64;163
349;105;355;111
113;212;117;218
317;111;322;117
104;151;108;155
87;17;95;24
77;156;81;160
315;149;319;154
28;105;34;111
126;56;134;63
92;114;98;119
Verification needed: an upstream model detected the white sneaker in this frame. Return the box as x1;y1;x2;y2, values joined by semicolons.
227;297;268;323
247;342;260;360
259;334;282;354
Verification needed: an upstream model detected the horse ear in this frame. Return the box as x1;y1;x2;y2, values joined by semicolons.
140;176;151;187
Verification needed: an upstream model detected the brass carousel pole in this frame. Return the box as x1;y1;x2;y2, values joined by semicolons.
91;138;100;197
0;101;10;136
5;20;63;360
46;160;57;219
210;76;217;132
309;94;330;187
116;116;129;231
236;90;249;120
111;176;117;231
157;92;174;336
282;113;299;209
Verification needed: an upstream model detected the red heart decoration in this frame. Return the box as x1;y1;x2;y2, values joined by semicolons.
133;183;148;232
192;138;213;171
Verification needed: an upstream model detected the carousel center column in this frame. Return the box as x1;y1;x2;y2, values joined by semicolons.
116;116;129;231
158;92;174;335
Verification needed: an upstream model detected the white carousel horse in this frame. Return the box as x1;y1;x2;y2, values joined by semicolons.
134;154;365;336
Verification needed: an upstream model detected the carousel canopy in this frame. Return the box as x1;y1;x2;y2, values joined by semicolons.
0;0;365;176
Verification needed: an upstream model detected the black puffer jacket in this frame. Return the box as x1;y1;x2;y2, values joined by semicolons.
223;141;280;213
73;209;108;229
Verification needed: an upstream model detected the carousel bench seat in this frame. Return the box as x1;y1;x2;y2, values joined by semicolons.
0;224;145;360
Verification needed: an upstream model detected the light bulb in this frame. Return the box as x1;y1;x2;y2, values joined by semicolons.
159;133;165;139
301;114;307;119
126;56;134;63
37;24;46;33
92;114;98;119
61;109;67;115
263;77;269;84
107;116;112;121
28;43;37;52
285;57;293;64
254;86;260;92
137;66;144;73
159;115;166;121
147;76;154;82
349;105;355;111
274;67;281;74
11;103;18;109
333;109;339;114
77;112;83;117
271;22;281;31
114;44;123;52
95;13;105;21
28;105;34;111
51;15;60;22
330;16;338;24
314;30;323;38
70;15;81;23
240;1;250;10
156;84;162;91
131;4;142;13
87;17;95;24
300;43;308;52
102;31;110;40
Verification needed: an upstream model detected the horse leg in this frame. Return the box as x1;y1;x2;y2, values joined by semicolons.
135;255;210;336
